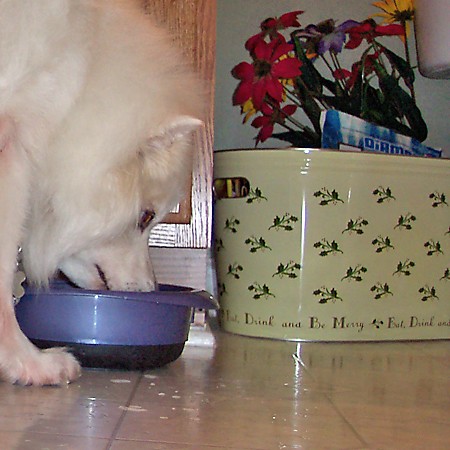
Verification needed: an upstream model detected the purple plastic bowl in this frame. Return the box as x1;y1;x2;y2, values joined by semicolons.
15;280;218;370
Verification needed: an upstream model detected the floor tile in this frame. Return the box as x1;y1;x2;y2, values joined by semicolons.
110;441;256;450
331;400;449;449
69;369;141;402
411;340;450;367
0;385;124;439
0;430;109;450
117;339;365;449
0;331;448;449
116;399;364;449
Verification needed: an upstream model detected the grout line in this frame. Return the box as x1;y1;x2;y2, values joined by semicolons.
292;348;370;449
326;398;371;449
105;372;144;449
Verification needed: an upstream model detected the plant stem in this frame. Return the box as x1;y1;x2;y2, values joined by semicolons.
267;97;318;139
320;54;344;93
330;52;349;95
402;19;416;103
283;88;303;108
288;78;329;110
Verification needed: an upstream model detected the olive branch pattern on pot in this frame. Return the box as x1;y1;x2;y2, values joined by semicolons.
394;213;416;230
441;268;450;280
313;188;344;205
393;259;415;276
215;167;448;339
372;235;395;253
314;239;343;257
342;217;369;235
246;187;268;204
269;214;299;231
424;239;443;256
227;263;243;279
224;216;240;233
418;285;439;302
248;282;275;300
429;191;447;208
273;261;301;279
218;282;226;297
310;185;448;306
312;187;347;303
370;282;394;300
313;287;343;304
373;186;396;203
223;204;301;301
341;265;367;282
215;238;225;252
245;236;272;253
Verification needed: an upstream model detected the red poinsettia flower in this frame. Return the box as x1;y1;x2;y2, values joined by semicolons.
251;103;297;144
232;37;302;109
345;19;405;49
362;50;382;74
263;11;304;31
245;10;304;52
334;51;381;89
333;67;356;88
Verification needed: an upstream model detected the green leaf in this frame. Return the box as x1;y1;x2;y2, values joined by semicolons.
290;34;325;134
375;65;428;141
382;46;415;91
291;33;323;93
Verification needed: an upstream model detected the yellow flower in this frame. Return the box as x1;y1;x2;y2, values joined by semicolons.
372;0;415;38
241;99;256;123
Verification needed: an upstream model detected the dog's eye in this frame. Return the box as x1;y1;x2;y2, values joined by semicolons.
138;209;156;232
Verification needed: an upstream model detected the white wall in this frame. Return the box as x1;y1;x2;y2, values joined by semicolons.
214;0;450;156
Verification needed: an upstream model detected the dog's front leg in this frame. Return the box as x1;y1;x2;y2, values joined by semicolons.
0;116;81;385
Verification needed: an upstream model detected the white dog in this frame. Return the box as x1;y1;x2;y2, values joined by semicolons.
0;0;204;385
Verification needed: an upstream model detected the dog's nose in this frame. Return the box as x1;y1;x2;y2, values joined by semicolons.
95;264;110;290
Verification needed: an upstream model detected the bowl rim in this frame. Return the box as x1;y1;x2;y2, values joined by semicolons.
22;280;219;310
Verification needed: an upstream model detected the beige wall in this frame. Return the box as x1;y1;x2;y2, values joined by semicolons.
214;0;450;156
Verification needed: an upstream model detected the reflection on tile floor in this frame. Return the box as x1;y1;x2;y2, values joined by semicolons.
0;329;449;449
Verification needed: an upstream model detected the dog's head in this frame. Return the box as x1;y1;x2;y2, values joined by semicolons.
23;115;203;292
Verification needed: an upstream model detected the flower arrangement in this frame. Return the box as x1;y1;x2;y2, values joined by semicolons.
231;0;427;147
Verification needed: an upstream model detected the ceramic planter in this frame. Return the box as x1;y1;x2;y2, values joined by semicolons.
214;149;450;341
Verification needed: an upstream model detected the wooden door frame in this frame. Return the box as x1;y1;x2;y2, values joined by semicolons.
143;0;216;250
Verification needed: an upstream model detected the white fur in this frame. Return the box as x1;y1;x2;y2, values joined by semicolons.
0;0;204;385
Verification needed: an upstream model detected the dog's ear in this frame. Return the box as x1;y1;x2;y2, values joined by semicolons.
162;115;204;139
145;116;203;151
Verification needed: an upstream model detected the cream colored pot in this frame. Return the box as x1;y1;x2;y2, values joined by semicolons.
214;149;450;341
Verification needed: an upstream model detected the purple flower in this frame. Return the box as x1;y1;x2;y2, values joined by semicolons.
296;19;360;56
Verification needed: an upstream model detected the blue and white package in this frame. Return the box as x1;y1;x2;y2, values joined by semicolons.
321;110;442;158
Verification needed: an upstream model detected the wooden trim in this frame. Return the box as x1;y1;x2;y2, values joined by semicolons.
149;247;211;291
164;177;192;224
143;0;216;248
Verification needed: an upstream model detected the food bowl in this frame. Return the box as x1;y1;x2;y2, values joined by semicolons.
15;280;218;370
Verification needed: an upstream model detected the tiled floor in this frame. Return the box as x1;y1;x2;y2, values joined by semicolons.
0;329;448;449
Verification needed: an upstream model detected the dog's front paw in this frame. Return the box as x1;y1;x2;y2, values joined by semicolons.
3;346;81;386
